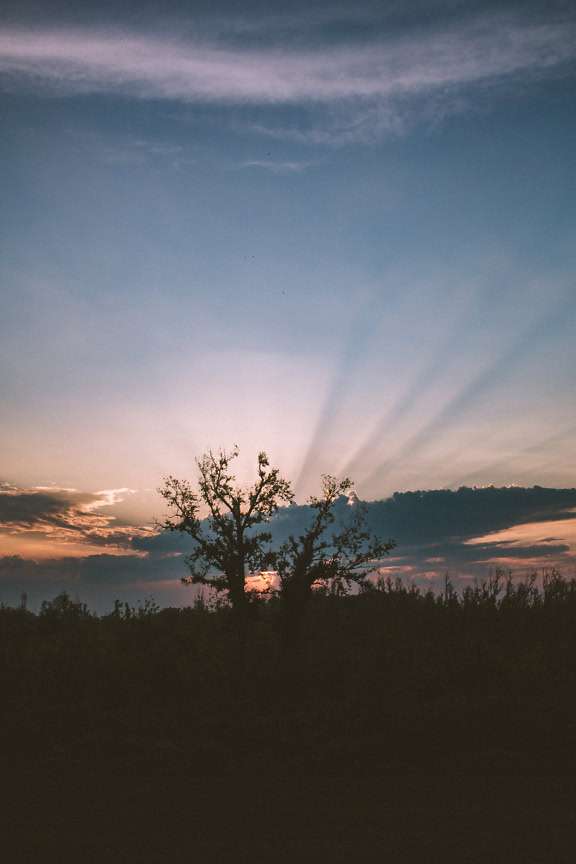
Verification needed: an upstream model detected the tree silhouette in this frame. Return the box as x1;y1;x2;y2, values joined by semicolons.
275;476;395;644
158;447;292;615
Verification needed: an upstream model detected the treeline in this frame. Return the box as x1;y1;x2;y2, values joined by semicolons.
1;569;576;769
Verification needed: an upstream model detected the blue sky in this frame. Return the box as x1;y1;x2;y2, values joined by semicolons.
1;0;576;608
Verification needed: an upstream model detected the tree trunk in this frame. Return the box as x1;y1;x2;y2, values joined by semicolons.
278;582;311;690
227;568;250;617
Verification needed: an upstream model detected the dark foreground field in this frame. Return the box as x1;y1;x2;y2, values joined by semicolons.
3;750;575;863
2;573;576;862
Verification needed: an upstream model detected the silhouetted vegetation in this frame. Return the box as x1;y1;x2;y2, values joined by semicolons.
276;475;395;652
4;570;576;861
158;448;394;642
2;569;576;768
159;447;292;615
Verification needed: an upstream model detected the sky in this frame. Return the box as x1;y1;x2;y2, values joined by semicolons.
1;0;576;610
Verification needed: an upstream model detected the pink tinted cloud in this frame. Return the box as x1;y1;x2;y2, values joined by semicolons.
0;12;574;108
0;484;149;552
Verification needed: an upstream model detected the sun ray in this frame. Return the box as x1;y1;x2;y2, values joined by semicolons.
363;292;576;492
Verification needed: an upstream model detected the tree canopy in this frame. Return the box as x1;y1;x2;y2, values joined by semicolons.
275;475;396;635
158;447;292;614
159;450;395;627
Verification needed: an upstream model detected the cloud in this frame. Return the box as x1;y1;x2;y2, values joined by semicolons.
3;485;576;597
97;138;185;166
0;553;82;585
0;485;94;526
136;484;576;577
1;8;575;141
132;530;194;555
81;487;135;511
0;552;183;585
363;485;576;543
0;483;146;549
362;485;576;577
236;159;315;172
81;553;184;584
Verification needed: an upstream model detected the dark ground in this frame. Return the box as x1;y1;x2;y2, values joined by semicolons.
2;749;576;863
3;578;576;862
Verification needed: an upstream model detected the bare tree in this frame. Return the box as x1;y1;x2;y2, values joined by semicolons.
158;447;292;615
275;476;395;643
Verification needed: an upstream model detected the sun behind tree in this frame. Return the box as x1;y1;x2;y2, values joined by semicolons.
159;448;395;637
158;447;293;616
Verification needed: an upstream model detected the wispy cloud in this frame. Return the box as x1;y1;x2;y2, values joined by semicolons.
63;129;191;168
236;159;316;172
1;10;574;141
98;138;185;166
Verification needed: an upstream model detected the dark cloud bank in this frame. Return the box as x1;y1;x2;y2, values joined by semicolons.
0;487;100;528
2;485;576;609
0;483;142;548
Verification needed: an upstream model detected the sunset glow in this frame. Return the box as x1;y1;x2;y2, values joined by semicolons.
1;0;576;610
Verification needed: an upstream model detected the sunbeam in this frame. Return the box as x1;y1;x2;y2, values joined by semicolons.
341;281;484;480
2;0;576;606
362;291;576;494
448;420;576;488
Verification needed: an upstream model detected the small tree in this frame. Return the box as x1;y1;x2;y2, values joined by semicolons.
158;447;292;615
275;476;395;643
40;591;91;619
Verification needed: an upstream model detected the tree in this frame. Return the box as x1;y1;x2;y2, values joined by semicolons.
275;476;395;644
158;447;292;615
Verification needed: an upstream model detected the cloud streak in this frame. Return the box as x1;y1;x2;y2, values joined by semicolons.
1;10;575;140
236;159;315;172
